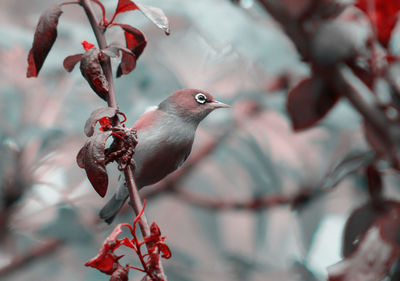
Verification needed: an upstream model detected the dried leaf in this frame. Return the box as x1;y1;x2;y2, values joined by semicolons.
82;131;113;197
287;76;341;130
136;3;170;35
84;107;117;137
63;54;83;72
27;5;63;77
80;48;109;101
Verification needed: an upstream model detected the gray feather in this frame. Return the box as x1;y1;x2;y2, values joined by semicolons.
99;110;197;224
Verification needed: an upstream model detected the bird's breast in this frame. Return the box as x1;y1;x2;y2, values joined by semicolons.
133;115;196;188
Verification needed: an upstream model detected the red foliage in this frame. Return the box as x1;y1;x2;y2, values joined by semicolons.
63;54;83;72
109;0;139;24
286;76;341;130
77;130;112;197
144;223;172;259
330;204;400;281
115;0;139;16
82;40;95;51
77;107;137;197
85;201;171;281
79;48;109;101
84;107;117;137
356;0;400;47
27;5;63;77
114;24;147;77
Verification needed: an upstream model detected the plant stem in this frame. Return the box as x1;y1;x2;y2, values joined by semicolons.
0;240;62;277
335;66;394;151
256;0;397;161
79;0;167;279
124;166;166;279
79;0;117;109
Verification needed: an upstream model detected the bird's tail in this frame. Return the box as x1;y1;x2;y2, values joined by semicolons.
99;183;129;224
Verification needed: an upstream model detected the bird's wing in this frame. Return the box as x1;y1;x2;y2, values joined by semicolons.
133;107;160;131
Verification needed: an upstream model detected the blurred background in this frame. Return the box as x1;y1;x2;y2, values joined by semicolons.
1;0;400;280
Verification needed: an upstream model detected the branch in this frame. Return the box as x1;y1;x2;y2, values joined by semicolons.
170;185;325;211
0;240;62;277
79;0;117;108
124;166;166;279
79;0;167;278
334;65;395;153
256;0;397;162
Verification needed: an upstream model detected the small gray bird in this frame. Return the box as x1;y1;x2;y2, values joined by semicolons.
99;89;229;223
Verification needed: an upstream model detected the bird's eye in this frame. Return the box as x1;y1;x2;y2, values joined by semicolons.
195;93;207;104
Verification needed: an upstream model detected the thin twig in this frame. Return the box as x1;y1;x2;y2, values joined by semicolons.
79;0;117;109
334;65;394;152
256;0;397;161
0;240;62;277
124;166;166;279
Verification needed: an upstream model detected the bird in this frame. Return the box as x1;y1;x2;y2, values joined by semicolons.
99;89;230;223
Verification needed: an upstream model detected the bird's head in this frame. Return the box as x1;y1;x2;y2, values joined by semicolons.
159;89;230;123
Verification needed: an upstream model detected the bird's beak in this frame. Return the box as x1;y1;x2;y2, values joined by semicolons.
210;100;231;109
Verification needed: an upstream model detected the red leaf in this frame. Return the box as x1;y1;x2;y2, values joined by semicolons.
63;54;83;72
115;24;147;77
150;222;161;237
85;225;128;275
85;250;121;275
114;0;139;17
117;52;136;77
286;76;341;131
27;5;63;77
356;0;400;47
80;48;109;101
82;40;95;51
84;107;117;137
159;243;171;259
82;131;113;197
99;117;112;131
108;223;132;241
118;24;146;57
136;3;170;35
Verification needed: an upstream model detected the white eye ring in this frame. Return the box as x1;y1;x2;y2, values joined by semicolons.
195;93;207;104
